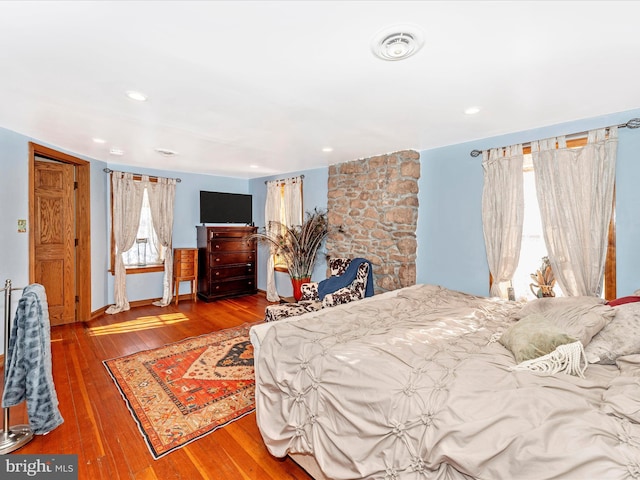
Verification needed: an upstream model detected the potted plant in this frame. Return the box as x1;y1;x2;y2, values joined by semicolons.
250;208;328;300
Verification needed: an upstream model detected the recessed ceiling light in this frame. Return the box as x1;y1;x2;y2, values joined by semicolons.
464;106;481;115
322;147;334;153
249;164;259;169
371;24;424;61
109;148;124;156
126;90;148;102
92;137;106;144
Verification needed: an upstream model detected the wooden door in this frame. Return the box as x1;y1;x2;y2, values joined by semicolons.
33;159;76;325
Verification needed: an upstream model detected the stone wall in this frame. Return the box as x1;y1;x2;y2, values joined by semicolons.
326;150;420;293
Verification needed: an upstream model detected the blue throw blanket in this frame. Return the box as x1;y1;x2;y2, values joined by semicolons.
317;258;374;300
2;284;63;435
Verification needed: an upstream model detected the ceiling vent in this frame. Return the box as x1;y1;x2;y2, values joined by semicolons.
371;25;424;61
155;148;178;156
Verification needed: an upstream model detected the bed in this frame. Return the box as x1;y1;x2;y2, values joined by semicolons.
249;284;640;480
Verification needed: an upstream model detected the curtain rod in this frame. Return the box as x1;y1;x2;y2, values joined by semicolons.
469;117;640;157
264;174;304;185
103;168;181;182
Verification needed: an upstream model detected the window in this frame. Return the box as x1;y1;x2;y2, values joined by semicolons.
511;153;565;300
265;178;303;273
110;177;165;274
509;139;616;300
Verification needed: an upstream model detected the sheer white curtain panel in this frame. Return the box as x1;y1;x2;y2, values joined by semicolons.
106;172;146;314
531;127;617;297
283;177;303;227
263;177;303;302
264;181;282;301
482;145;525;298
147;176;177;307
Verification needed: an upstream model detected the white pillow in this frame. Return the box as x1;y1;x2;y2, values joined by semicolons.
585;302;640;364
515;296;614;346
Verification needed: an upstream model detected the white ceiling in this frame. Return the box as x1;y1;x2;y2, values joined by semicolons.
1;1;640;179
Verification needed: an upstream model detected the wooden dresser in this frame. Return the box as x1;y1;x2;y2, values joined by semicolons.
173;248;198;305
196;225;257;301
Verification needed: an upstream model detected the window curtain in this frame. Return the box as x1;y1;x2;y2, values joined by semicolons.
283;177;303;227
481;145;525;298
264;176;303;302
531;127;617;297
264;181;282;301
106;172;145;314
147;176;177;307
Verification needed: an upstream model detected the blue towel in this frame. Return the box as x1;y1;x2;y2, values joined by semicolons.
317;258;374;300
2;284;63;435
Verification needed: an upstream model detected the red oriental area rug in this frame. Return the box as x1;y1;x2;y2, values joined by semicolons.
103;323;258;459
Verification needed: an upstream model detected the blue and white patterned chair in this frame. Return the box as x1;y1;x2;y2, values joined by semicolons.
264;258;372;322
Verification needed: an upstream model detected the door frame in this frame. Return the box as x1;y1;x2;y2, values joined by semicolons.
29;142;91;322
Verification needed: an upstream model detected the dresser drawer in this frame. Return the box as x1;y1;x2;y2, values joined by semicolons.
175;261;196;277
209;238;255;252
210;263;255;280
210;251;255;265
208;278;256;296
209;229;253;240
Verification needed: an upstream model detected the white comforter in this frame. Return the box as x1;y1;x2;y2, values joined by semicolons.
251;285;640;480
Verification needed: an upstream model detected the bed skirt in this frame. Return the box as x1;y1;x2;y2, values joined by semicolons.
289;453;331;480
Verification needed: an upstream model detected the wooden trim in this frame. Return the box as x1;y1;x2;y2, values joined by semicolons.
108;265;165;275
29;142;92;322
90;306;108;320
604;190;617;301
521;136;588;155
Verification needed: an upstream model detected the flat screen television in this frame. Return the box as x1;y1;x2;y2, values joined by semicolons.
199;191;253;224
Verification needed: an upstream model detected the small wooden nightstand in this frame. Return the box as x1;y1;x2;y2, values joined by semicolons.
173;248;198;305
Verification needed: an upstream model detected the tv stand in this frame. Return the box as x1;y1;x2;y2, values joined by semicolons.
196;225;257;301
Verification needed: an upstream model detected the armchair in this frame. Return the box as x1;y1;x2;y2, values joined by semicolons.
300;258;371;307
264;257;373;322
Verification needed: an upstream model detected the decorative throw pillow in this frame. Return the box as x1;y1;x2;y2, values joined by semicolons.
585;302;640;364
499;314;577;364
607;296;640;307
515;296;606;319
515;296;614;346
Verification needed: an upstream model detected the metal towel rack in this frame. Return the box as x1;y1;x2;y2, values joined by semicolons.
0;279;34;454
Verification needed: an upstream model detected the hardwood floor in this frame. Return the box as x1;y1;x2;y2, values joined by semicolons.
1;293;312;480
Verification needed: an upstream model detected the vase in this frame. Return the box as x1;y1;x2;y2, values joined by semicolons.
530;283;555;298
291;277;311;301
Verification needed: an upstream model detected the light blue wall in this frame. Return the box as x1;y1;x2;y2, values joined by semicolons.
417;107;640;297
0;129;31;292
0;126;108;349
1;105;638;348
249;167;328;297
105;163;251;302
